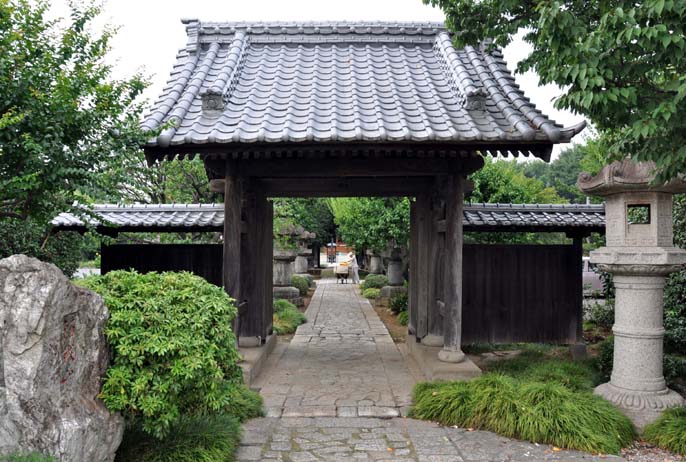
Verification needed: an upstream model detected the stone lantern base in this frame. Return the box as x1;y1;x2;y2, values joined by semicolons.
594;383;684;429
273;286;303;307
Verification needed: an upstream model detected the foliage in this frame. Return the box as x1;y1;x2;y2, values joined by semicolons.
328;198;410;254
273;299;306;335
665;195;686;355
522;145;589;204
273;198;336;248
411;375;635;454
115;414;243;462
360;274;388;290
0;454;55;462
644;407;686;456
362;288;380;299
595;337;615;382
427;0;686;182
78;271;246;439
389;291;409;314
397;310;409;326
0;218;82;277
586;300;615;330
291;275;310;296
0;0;147;225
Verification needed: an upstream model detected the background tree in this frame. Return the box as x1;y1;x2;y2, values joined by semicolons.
0;0;147;274
273;198;336;254
426;0;686;182
327;198;410;255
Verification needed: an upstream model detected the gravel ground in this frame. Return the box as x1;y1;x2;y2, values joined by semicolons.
622;441;685;462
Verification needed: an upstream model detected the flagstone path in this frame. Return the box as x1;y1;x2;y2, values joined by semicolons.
237;279;623;462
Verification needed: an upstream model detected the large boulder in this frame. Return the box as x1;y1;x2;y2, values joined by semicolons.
0;255;123;461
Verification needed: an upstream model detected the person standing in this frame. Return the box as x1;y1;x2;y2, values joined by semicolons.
348;251;360;284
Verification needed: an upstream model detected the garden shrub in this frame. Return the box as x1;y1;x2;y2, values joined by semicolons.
644;407;686;456
362;288;380;299
665;270;686;355
273;299;306;334
586;300;615;330
115;414;242;462
361;274;388;290
411;375;635;454
596;336;615;382
79;270;254;439
389;291;408;314
291;275;310;296
397;310;408;326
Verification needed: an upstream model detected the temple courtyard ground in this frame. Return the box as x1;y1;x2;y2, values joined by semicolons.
237;280;623;461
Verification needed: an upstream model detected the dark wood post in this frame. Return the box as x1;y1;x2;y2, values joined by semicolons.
425;191;445;346
223;163;243;335
260;197;274;340
439;174;466;363
408;199;418;337
572;235;584;343
415;192;431;339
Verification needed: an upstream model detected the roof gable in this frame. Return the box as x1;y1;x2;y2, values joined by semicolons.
142;21;585;161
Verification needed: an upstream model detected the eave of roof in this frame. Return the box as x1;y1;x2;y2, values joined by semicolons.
52;203;605;235
141;20;585;162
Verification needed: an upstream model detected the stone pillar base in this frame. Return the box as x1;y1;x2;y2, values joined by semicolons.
379;285;407;299
594;382;685;429
273;286;304;307
438;348;465;363
407;336;481;381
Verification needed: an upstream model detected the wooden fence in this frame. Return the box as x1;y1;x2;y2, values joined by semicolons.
101;242;582;344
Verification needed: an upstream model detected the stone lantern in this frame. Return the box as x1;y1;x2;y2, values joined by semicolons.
578;159;686;428
294;228;316;285
273;223;303;307
380;246;406;299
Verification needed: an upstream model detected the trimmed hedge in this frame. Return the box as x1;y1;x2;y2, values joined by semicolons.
411;375;635;454
362;288;380;299
361;274;388;290
79;271;258;439
644;407;686;455
291;275;310;296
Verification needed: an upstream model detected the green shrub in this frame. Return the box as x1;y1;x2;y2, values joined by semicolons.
596;336;615;382
115;414;242;462
291;275;310;296
0;453;56;462
644;407;686;455
665;270;686;355
586;300;615;330
411;375;635;454
389;292;408;314
362;288;380;299
273;299;306;334
78;271;248;439
398;311;408;326
361;274;388;290
664;354;686;389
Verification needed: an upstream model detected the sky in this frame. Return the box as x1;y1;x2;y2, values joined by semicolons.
53;0;587;158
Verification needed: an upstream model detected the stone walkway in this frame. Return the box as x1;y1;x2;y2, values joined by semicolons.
238;280;623;462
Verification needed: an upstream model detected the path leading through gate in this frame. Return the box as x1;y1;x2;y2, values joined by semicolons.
237;279;622;462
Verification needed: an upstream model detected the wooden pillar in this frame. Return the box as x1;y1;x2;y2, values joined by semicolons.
223;168;242;304
415;192;432;340
425;192;445;346
572;235;584;343
439;174;466;363
261;197;274;340
408;199;418;337
238;184;261;345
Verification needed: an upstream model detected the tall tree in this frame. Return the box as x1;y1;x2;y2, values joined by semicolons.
0;0;148;273
426;0;686;181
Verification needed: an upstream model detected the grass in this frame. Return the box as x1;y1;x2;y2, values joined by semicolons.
273;299;306;334
411;374;635;454
644;407;686;455
0;454;55;462
362;288;380;299
115;414;242;462
398;310;408;326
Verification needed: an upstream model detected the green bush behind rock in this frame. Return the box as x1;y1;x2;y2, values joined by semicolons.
362;288;380;299
291;275;310;296
273;299;306;334
78;271;261;439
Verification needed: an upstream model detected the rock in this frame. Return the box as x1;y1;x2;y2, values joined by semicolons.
0;255;124;462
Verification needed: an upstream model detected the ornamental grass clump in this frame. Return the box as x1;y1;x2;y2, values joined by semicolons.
78;270;262;439
273;299;306;334
410;374;635;454
115;414;242;462
644;407;686;455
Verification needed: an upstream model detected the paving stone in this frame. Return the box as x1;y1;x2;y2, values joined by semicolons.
236;281;626;462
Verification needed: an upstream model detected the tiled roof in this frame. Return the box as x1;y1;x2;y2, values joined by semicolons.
52;203;605;233
463;203;605;232
142;21;585;160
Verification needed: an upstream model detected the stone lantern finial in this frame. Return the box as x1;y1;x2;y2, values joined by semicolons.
577;159;686;429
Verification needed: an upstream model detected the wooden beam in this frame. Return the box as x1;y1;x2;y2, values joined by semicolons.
256;177;434;197
439;174;466;363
